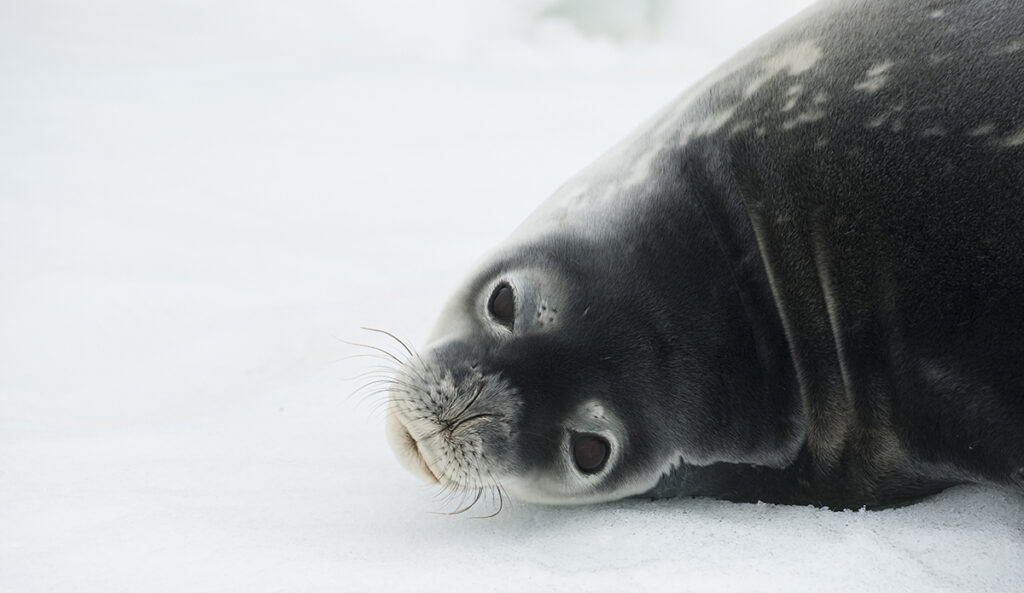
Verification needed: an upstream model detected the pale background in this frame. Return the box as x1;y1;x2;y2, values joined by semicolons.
2;1;1022;591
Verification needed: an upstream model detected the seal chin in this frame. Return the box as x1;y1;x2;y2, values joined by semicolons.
385;408;440;485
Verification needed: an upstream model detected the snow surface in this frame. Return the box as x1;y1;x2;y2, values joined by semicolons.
2;1;1022;591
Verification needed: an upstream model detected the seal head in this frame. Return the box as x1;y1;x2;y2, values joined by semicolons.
387;208;804;504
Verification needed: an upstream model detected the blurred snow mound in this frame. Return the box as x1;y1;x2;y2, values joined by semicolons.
0;0;814;74
532;0;674;42
342;0;817;69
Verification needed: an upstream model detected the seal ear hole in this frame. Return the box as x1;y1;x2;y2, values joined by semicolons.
572;434;611;474
488;282;515;328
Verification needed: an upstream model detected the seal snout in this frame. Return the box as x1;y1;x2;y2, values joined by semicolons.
384;357;521;490
385;407;440;485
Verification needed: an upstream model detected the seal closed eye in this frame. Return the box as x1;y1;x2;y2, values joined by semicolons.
385;0;1024;510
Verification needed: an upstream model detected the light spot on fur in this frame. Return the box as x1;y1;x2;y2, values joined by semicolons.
743;40;823;98
866;103;906;131
743;77;768;98
781;108;826;130
866;61;894;77
1002;128;1024;147
612;40;824;192
853;61;895;93
928;8;946;18
921;125;946;137
697;106;738;134
729;120;753;136
774;41;824;75
991;40;1024;55
781;84;805;112
619;106;739;190
968;122;997;136
866;112;889;128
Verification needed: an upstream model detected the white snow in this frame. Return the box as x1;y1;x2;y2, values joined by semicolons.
2;1;1022;591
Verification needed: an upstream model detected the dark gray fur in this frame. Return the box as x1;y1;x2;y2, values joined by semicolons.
643;0;1024;507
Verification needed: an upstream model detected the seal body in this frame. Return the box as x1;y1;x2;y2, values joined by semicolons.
385;0;1024;509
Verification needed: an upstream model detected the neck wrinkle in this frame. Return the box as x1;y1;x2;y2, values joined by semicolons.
681;146;806;468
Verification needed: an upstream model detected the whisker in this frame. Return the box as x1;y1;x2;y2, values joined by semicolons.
357;391;416;407
350;385;398;403
339;340;407;366
475;487;504;519
441;488;483;516
350;379;393;396
352;377;420;394
340;352;402;365
470;471;506;519
344;366;404;381
431;483;463;510
360;326;415;358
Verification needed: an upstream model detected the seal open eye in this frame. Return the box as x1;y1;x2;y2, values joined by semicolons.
572;434;610;474
488;283;515;327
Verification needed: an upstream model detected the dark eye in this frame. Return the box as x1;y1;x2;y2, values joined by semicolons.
488;283;515;327
572;434;610;474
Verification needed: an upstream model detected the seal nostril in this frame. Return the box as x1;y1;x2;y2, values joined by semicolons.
572;434;610;474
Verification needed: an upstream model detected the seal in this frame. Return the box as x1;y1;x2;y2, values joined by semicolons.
382;0;1024;509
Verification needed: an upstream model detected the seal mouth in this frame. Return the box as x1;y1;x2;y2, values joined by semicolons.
385;408;440;485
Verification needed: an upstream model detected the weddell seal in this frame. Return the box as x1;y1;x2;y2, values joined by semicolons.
380;0;1024;510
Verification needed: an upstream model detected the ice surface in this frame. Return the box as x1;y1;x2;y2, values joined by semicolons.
2;1;1022;591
